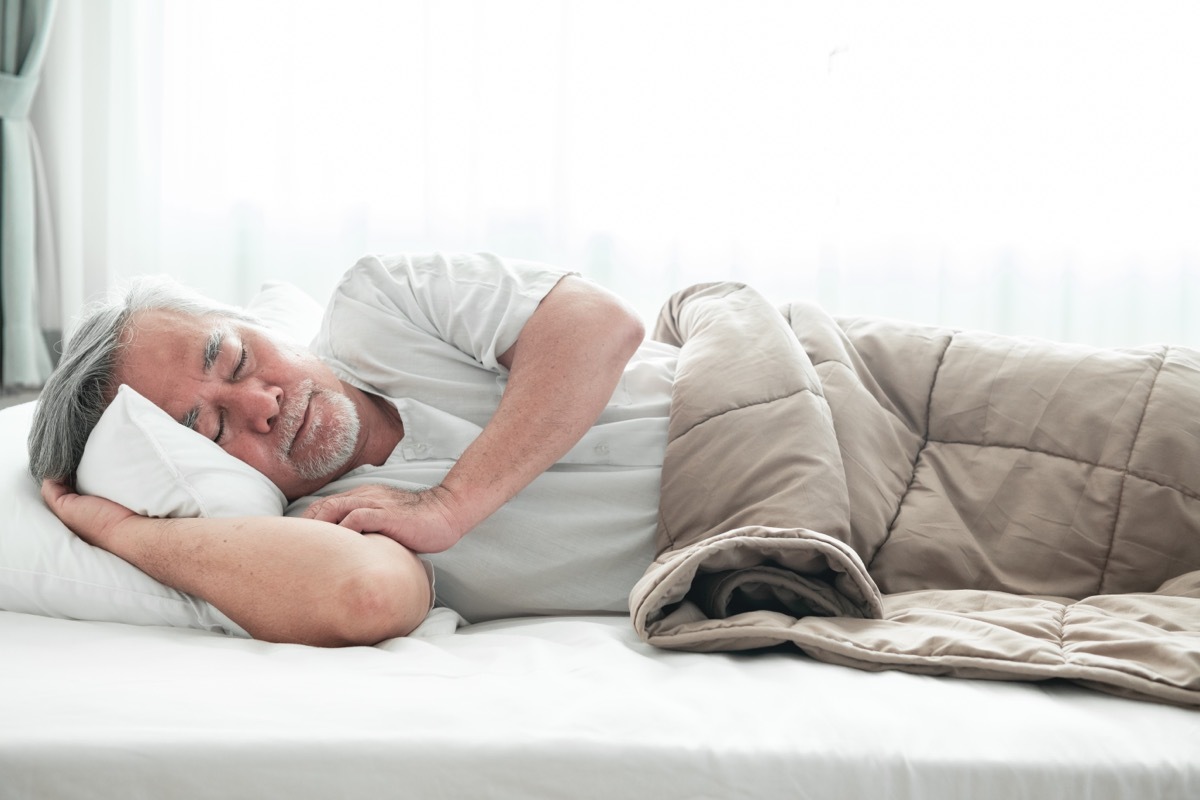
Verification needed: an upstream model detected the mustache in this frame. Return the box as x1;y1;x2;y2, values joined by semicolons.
279;379;316;459
274;379;360;482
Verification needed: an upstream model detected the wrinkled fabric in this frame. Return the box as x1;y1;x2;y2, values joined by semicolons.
630;282;1200;706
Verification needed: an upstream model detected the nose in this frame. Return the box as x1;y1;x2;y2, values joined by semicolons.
233;381;282;435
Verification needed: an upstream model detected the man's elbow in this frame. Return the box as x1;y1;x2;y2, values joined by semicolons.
322;563;430;647
619;306;646;355
600;295;645;364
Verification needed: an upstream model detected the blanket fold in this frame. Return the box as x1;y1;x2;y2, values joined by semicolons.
630;282;1200;706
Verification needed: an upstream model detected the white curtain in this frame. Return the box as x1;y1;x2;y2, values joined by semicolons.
30;0;161;344
34;0;1200;347
1;0;56;387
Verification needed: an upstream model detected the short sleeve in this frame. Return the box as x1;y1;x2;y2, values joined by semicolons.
312;253;573;421
326;253;568;371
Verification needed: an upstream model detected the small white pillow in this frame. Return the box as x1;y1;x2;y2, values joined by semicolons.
76;384;286;518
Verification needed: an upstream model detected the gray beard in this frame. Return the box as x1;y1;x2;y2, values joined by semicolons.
276;379;360;482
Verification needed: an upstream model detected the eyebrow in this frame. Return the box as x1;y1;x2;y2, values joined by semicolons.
203;329;225;373
181;329;226;430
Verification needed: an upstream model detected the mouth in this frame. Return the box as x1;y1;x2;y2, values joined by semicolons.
285;391;314;458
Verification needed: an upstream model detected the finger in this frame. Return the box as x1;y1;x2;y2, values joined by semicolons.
40;478;72;506
305;499;341;524
302;485;379;520
337;507;383;534
307;496;365;525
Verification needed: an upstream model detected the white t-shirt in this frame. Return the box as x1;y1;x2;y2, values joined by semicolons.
287;253;677;623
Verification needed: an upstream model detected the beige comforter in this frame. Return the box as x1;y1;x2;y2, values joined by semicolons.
630;282;1200;706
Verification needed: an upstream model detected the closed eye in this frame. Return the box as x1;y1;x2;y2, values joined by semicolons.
213;410;227;444
214;347;248;443
232;346;248;379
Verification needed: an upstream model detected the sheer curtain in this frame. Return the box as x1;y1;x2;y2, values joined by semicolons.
0;0;56;387
36;0;1200;346
30;0;161;346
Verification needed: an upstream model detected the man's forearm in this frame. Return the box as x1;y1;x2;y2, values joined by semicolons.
104;513;430;646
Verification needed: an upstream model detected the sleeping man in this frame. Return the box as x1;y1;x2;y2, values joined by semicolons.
27;251;1200;705
29;254;666;646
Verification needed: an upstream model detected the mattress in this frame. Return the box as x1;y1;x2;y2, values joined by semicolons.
2;608;1198;799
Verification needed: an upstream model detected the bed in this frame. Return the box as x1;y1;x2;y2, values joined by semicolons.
4;607;1199;800
2;279;1198;799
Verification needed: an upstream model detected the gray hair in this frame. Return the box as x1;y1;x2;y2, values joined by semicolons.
27;276;259;484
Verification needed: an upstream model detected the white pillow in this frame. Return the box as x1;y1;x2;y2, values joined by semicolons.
0;281;324;636
245;279;326;346
76;384;285;518
0;400;250;635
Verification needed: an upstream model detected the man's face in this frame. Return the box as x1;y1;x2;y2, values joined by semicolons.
112;309;363;501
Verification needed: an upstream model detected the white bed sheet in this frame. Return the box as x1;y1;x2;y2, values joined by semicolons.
1;608;1198;800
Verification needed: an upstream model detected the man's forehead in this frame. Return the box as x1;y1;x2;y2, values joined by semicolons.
126;307;226;337
136;308;233;343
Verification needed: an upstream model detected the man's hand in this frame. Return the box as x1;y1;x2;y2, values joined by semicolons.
301;484;465;553
41;479;140;552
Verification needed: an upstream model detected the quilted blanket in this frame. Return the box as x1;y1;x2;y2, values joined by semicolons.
629;282;1200;706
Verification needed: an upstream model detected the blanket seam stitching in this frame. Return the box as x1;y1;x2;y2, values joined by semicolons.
1099;347;1161;597
670;387;821;442
920;436;1200;502
868;331;956;571
1096;345;1168;595
1056;603;1068;661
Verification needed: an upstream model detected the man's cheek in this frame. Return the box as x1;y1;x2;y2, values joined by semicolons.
227;444;269;475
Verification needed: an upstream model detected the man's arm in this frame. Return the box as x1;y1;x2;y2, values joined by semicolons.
42;480;431;646
303;274;645;552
